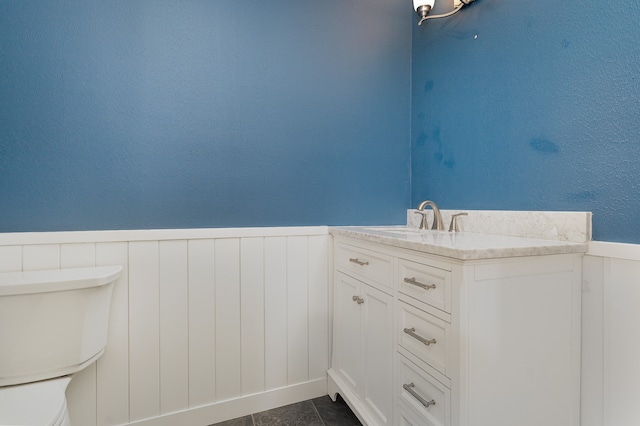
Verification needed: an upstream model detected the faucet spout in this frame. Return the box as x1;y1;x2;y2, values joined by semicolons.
415;200;445;231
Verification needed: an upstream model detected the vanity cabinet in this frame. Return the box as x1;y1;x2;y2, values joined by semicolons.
331;243;394;426
328;234;582;426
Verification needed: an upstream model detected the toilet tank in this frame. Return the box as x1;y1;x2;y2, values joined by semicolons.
0;266;122;387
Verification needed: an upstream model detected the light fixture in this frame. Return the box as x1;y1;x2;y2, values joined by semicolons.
413;0;476;26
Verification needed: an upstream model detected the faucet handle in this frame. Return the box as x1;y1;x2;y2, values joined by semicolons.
449;212;468;232
413;209;429;230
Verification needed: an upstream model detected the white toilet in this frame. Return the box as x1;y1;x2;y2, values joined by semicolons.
0;265;122;426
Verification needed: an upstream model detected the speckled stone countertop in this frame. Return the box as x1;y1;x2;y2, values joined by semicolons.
329;226;588;260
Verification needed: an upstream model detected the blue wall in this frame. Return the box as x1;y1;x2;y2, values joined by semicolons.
411;0;640;243
0;1;411;231
4;1;639;242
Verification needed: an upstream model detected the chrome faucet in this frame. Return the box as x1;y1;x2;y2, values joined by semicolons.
415;200;444;231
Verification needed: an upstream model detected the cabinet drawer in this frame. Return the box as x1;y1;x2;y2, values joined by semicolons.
398;301;449;376
336;243;393;291
396;401;424;426
398;258;451;313
397;354;450;426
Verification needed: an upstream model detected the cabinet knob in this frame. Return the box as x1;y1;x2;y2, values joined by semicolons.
352;295;365;304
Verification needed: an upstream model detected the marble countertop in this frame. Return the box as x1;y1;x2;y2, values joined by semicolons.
330;226;588;260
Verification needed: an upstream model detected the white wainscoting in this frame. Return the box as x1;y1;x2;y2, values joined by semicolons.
0;227;331;426
583;241;640;426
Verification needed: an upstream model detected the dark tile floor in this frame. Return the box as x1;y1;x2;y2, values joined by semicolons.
210;394;362;426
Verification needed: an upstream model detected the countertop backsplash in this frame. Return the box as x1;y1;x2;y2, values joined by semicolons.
407;209;592;243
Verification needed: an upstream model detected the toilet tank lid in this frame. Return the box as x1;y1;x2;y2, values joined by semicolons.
0;265;122;297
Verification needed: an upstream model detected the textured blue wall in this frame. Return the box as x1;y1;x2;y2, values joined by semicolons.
0;1;411;231
411;0;640;243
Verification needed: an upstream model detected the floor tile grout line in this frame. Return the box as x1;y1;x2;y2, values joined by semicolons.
310;398;327;426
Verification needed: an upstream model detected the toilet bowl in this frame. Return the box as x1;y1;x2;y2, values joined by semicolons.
0;376;72;426
0;266;122;426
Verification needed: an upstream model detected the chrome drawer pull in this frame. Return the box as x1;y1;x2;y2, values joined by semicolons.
403;327;436;346
349;258;369;266
352;295;365;304
403;383;436;408
404;277;436;290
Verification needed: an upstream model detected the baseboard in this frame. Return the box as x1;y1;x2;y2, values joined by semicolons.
124;378;327;426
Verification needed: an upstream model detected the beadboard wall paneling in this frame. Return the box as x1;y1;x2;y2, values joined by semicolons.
159;240;189;414
287;236;310;386
604;257;640;426
61;242;98;425
0;227;330;426
264;237;289;390
187;238;216;407
240;237;266;396
129;240;162;421
215;238;242;402
309;235;331;381
96;242;130;426
583;242;640;426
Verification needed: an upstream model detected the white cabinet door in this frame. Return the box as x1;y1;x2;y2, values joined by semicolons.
333;271;393;426
333;273;363;397
361;283;394;426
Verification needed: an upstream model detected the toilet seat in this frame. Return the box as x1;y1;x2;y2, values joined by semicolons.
0;376;71;426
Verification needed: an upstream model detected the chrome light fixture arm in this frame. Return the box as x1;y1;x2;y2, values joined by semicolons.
414;0;476;26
